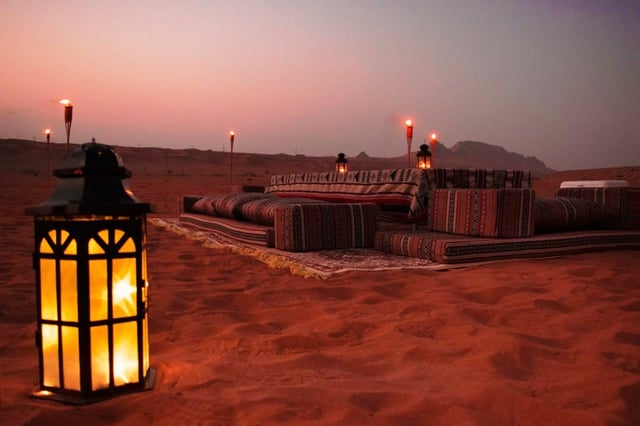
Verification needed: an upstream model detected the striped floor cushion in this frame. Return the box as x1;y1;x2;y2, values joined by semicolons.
428;188;534;238
240;196;327;226
266;169;420;208
179;213;275;247
624;188;640;229
375;229;640;264
274;203;377;252
533;197;612;234
556;186;639;229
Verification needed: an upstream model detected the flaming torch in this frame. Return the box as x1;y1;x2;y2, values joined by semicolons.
229;131;235;184
405;119;414;168
59;99;73;151
430;132;438;168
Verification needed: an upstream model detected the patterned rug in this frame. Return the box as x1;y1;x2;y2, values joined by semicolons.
150;218;452;279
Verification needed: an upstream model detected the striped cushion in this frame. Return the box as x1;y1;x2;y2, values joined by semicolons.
192;195;217;215
179;213;274;247
624;188;640;229
212;192;274;219
428;188;535;238
426;168;532;190
555;186;639;229
266;169;421;208
374;229;640;264
240;197;327;226
274;203;377;251
533;197;612;234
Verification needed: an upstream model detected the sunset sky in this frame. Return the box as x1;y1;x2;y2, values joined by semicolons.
2;0;639;170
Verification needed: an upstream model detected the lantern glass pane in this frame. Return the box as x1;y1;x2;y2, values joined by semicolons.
89;236;105;255
40;259;57;321
41;324;60;387
61;326;80;391
64;238;77;255
60;260;77;322
99;229;110;245
39;235;53;254
113;258;137;318
91;325;110;390
90;259;108;321
114;322;138;386
121;236;136;253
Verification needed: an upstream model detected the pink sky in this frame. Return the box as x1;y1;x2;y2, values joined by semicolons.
2;0;639;170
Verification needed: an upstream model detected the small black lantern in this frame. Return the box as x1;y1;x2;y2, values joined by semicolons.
26;140;155;404
335;153;348;173
416;143;432;169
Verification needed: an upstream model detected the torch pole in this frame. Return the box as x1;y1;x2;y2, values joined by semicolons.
64;104;73;152
45;130;51;183
229;132;235;185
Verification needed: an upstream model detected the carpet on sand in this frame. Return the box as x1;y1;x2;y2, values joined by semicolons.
150;218;454;279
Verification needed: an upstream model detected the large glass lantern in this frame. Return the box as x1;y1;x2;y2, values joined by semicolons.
335;153;348;173
416;144;433;169
25;141;154;404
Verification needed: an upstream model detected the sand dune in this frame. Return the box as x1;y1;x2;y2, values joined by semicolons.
1;151;639;424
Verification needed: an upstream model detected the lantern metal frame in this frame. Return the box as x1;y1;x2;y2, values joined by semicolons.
416;143;433;169
335;153;348;173
26;141;154;404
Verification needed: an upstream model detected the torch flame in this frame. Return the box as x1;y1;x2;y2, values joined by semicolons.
59;99;72;106
229;131;235;136
405;119;412;127
431;132;437;140
45;129;51;135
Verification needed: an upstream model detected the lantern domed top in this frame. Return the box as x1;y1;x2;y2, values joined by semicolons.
26;141;151;216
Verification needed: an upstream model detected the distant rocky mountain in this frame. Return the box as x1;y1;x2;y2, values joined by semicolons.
1;138;553;178
431;140;552;175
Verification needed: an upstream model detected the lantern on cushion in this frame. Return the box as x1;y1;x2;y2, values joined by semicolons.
26;140;155;404
416;143;432;169
335;153;348;173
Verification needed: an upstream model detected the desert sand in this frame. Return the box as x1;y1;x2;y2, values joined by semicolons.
0;145;639;425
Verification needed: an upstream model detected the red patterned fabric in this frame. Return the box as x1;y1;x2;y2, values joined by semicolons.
374;229;640;264
212;192;272;219
180;213;275;247
624;188;640;229
266;168;532;223
240;197;327;226
266;169;421;208
533;197;613;234
427;188;534;238
556;186;639;229
274;203;377;251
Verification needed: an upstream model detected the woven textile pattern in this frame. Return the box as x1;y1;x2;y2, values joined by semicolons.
266;168;531;223
427;188;534;238
375;229;640;264
556;186;639;229
180;213;275;247
267;168;422;207
533;197;612;234
274;203;377;252
240;197;327;226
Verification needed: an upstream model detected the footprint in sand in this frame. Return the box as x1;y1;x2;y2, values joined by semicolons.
614;332;640;346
